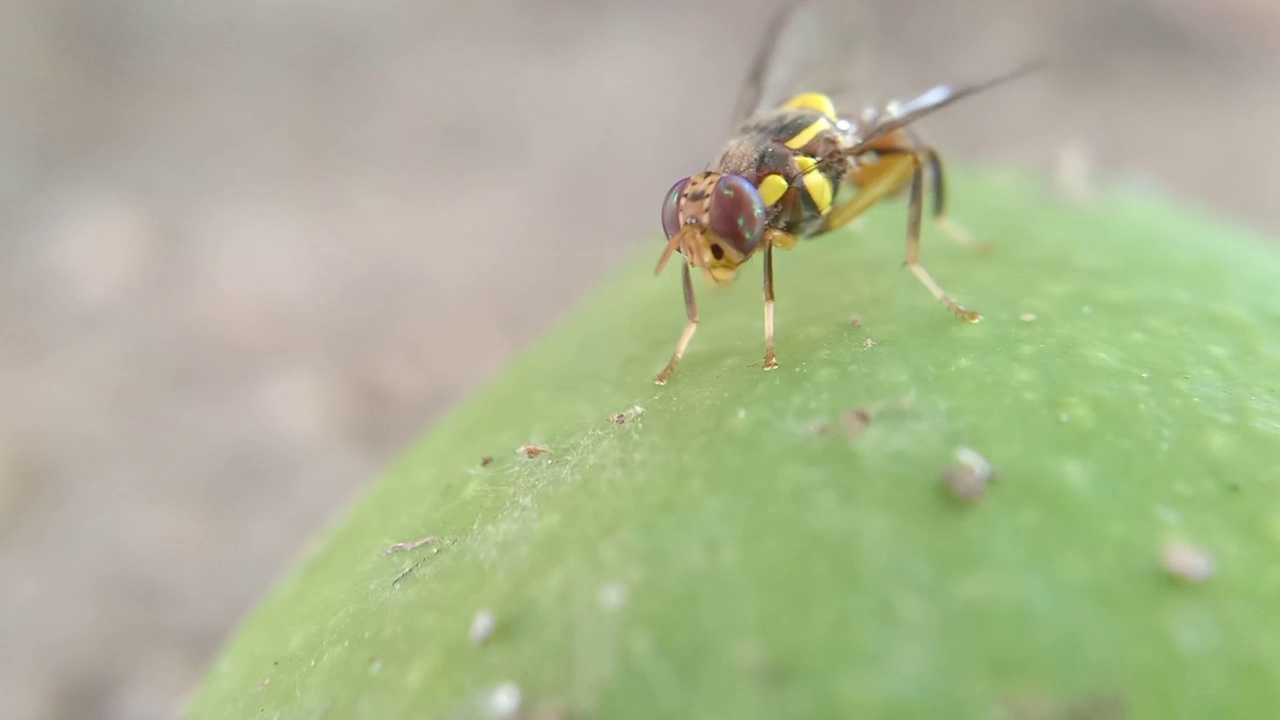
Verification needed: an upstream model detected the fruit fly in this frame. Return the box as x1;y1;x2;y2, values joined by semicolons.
653;0;1043;384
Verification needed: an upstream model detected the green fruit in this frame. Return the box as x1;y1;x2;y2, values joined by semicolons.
185;168;1280;720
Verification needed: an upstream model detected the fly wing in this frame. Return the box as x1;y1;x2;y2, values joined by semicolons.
727;0;879;130
846;59;1049;151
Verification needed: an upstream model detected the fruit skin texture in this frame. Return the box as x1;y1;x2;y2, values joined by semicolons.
185;169;1280;720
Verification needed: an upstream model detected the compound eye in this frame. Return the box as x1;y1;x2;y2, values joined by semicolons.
709;174;766;254
661;177;690;238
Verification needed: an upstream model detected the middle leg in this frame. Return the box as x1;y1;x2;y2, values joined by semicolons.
760;228;794;371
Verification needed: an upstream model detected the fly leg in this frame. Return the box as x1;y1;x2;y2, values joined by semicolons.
821;150;979;322
763;241;778;371
819;151;913;233
655;262;699;385
760;228;794;371
904;128;991;255
903;151;982;321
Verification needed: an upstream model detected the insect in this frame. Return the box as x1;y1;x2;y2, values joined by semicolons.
653;0;1043;385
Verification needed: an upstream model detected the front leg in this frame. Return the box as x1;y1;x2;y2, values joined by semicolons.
655;262;699;385
763;241;778;371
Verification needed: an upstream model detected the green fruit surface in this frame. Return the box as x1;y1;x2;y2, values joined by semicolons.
186;169;1280;720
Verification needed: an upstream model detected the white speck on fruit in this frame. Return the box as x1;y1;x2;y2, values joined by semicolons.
484;682;522;718
1053;139;1095;202
1162;542;1215;583
470;609;496;645
598;582;628;611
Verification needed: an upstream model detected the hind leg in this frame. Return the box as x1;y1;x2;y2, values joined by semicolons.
904;127;991;254
902;150;981;321
823;151;980;322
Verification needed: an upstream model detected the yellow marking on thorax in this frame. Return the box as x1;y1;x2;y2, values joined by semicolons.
783;116;832;150
757;174;789;207
793;156;834;214
782;92;838;121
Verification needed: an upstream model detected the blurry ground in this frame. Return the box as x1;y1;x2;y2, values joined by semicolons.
1;0;1279;718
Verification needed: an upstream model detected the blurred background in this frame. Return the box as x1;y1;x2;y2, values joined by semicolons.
2;0;1279;718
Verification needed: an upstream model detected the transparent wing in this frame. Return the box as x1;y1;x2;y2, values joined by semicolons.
728;0;881;128
846;59;1048;151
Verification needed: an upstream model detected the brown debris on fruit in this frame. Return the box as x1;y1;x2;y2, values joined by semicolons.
806;419;832;435
608;404;645;424
942;447;996;502
380;535;439;555
517;443;548;458
840;407;872;441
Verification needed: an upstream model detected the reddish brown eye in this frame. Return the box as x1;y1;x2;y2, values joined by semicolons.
709;175;766;254
661;177;689;238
